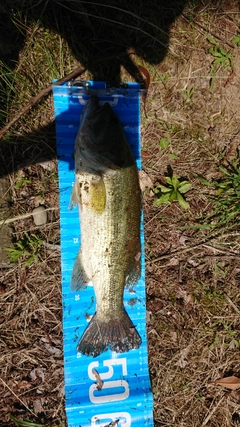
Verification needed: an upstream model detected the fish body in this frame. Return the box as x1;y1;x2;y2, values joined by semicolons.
71;95;142;357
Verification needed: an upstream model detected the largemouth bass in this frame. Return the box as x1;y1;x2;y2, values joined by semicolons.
70;95;142;357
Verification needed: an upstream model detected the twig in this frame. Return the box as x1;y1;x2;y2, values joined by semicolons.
0;207;57;226
182;14;235;49
0;65;86;140
178;261;183;283
35;312;54;346
224;293;240;314
146;240;212;264
146;230;240;264
0;49;146;139
92;369;104;390
202;244;239;256
0;377;37;418
201;395;225;426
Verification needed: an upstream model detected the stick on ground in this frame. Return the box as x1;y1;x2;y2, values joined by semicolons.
0;65;86;140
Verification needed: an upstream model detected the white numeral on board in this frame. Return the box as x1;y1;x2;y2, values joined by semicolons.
89;380;129;403
88;358;127;381
88;358;129;403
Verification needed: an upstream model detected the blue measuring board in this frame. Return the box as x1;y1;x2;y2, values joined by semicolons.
52;81;153;427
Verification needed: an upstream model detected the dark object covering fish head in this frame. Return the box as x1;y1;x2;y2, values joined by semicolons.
79;95;134;169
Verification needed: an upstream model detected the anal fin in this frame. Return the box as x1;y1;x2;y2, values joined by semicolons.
125;252;141;288
71;249;90;291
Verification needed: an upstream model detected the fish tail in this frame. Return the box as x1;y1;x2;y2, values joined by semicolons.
77;310;141;357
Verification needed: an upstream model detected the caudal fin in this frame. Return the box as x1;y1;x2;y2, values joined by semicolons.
77;310;141;357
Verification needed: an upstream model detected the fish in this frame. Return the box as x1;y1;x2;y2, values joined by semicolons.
70;95;142;357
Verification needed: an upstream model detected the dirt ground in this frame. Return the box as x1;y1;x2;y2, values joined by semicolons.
0;1;240;426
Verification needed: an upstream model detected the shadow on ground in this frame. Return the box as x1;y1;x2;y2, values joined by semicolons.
0;0;189;177
0;0;232;177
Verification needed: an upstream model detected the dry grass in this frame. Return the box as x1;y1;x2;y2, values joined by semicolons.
1;0;240;426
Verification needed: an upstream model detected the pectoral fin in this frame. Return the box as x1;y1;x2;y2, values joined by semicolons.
71;249;90;291
69;181;79;210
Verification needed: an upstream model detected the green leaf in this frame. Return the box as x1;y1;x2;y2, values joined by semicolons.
219;165;232;176
169;190;178;200
159;193;171;203
207;36;217;45
209;77;215;89
177;191;190;209
232;35;240;46
168;153;179;160
16;242;24;250
157;184;172;193
213;57;225;65
210;50;223;58
24;257;33;266
171;175;179;191
159;137;170;150
165;176;173;186
4;247;16;252
197;176;213;187
10;414;46;427
178;182;192;193
154;193;171;205
184;223;213;230
219;46;228;56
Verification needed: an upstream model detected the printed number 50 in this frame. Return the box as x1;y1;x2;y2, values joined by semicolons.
88;358;129;403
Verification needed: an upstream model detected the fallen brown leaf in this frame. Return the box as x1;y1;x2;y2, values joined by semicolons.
139;170;153;191
175;347;190;369
17;380;31;390
0;284;6;294
29;367;46;382
141;150;151;158
138;65;150;91
215;375;240;390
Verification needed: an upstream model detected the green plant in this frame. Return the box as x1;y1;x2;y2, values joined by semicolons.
209;335;219;350
232;32;240;46
154;175;192;209
9;415;66;427
5;232;43;266
159;137;180;160
15;173;31;189
208;36;234;73
183;87;194;105
198;151;240;228
10;415;45;427
159;137;170;149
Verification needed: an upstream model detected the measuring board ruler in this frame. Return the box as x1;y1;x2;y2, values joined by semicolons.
53;81;153;427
